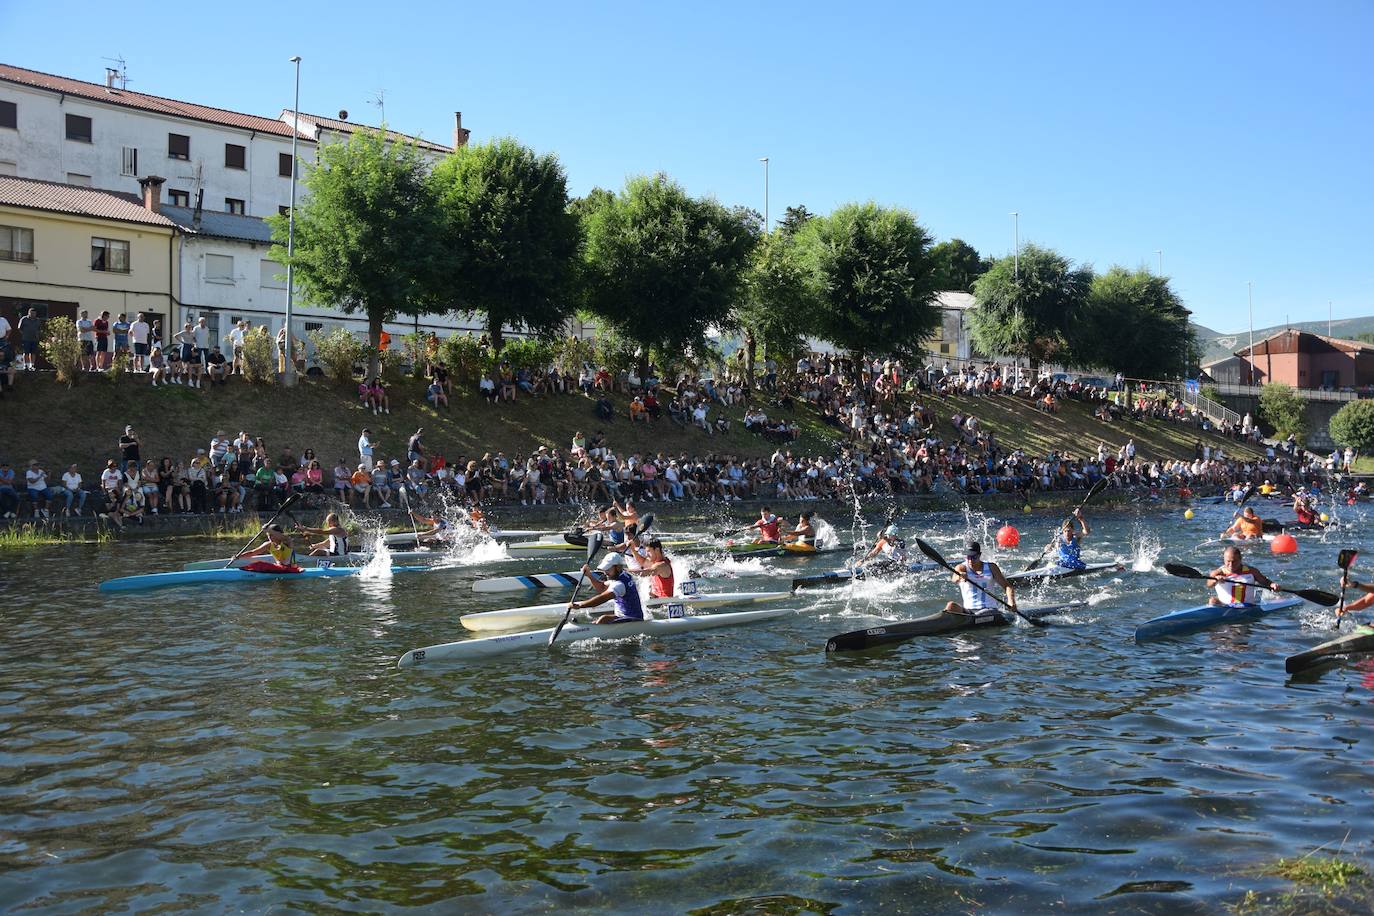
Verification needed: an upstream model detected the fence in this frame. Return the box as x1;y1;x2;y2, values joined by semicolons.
1180;385;1242;426
1207;382;1363;403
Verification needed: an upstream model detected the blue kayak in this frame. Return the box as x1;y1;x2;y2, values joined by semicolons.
98;565;430;592
1134;596;1304;642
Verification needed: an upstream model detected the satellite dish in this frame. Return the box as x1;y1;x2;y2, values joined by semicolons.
338;109;348;120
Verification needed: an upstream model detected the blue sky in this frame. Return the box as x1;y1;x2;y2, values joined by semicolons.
7;0;1371;333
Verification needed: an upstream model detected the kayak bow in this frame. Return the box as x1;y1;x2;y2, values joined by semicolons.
1133;596;1304;642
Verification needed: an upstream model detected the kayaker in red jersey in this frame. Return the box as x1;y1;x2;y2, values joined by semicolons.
627;538;675;598
746;506;782;543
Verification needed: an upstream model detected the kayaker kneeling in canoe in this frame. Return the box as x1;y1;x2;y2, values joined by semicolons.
409;510;452;546
569;553;646;624
240;524;301;573
295;513;351;557
860;524;908;575
1220;507;1265;541
945;541;1016;617
783;511;816;548
1206;546;1282;607
1338;567;1374;617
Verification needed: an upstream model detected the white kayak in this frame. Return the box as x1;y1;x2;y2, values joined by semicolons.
1005;562;1123;584
398;606;795;667
382;528;547;547
472;570;585;592
183;548;455;571
460;590;793;631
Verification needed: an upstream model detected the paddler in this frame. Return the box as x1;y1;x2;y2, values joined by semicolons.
467;503;489;532
1220;506;1265;540
626;538;675;598
859;524;908;573
1338;563;1374;616
1206;545;1282;607
408;510;452;546
783;511;816;547
295;512;351;557
570;553;646;624
241;523;299;570
944;541;1017;616
1053;508;1090;571
745;505;783;544
1293;489;1320;528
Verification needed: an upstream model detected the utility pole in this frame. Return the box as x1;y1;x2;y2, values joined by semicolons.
1011;211;1020;279
759;157;769;233
283;55;302;386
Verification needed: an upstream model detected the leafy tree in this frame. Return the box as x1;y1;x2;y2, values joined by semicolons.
269;128;441;379
1259;382;1306;442
793;202;941;360
430;138;580;354
580;174;755;376
1078;266;1195;378
778;205;815;237
929;238;988;292
734;230;821;388
1354;332;1374;345
968;244;1093;372
39;316;80;386
1329;399;1374;452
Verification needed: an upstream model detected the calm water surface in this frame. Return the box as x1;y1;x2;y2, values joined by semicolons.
2;502;1371;913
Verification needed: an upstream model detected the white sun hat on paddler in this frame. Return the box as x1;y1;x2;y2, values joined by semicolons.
597;553;626;572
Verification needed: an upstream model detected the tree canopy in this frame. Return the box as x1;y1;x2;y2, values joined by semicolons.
793;202;941;359
1259;382;1306;442
968;244;1093;369
1328;399;1374;451
929;238;989;292
430;138;581;353
1077;266;1195;378
734;230;822;380
778;205;816;237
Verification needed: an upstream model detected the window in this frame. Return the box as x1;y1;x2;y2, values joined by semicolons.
168;133;190;160
206;254;234;282
91;237;130;273
0;161;15;176
66;113;92;142
66;173;92;187
0;100;15;129
279;152;293;177
225;198;245;215
260;258;286;289
0;225;35;262
120;147;139;176
168;189;190;207
225;143;245;169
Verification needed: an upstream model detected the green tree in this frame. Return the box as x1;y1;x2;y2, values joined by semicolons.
968;244;1093;372
268;128;441;379
1328;399;1374;452
778;204;815;237
1259;382;1306;442
734;230;821;388
793;202;941;360
929;238;988;292
580;174;755;376
1078;266;1195;378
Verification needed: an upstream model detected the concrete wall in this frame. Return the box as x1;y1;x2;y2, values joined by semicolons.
1219;391;1341;449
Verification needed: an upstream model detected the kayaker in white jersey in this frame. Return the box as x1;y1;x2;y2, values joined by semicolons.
945;541;1017;616
295;513;351;557
782;511;816;547
860;524;908;574
569;553;646;624
1206;546;1282;607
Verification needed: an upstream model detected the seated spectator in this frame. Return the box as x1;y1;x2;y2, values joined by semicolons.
515;367;536;396
693;402;712;435
668;397;688;427
431;363;452;395
25;459;54;518
595;394;614;422
206;346;229;385
479;374;498;403
350;464;373;508
371;378;391;415
427;378;449;408
59;464;88;516
499;365;517;401
148;347;169;386
643;390;661;419
715;415;731;434
629;396;648;422
333;459;351;501
373;460;394;508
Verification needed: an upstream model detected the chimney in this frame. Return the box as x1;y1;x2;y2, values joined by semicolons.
138;175;165;213
453;112;471;149
106;68;119;89
192;188;204;230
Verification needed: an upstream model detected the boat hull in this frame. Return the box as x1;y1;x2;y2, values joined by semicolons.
460;590;792;631
1134;597;1304;642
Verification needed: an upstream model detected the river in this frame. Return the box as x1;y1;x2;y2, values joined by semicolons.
1;499;1370;913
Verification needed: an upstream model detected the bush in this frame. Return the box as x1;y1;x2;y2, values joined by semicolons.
399;332;429;379
594;326;639;377
1329;399;1374;452
107;349;129;385
1259;382;1305;442
438;333;491;383
377;346;409;384
497;337;555;372
241;327;276;384
309;327;367;384
40;316;82;386
1199;383;1222;404
554;335;595;375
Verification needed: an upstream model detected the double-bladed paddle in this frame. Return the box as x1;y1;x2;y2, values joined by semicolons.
1022;477;1110;572
549;532;605;646
914;537;1048;628
1161;562;1338;607
397;485;422;546
1336;548;1359;618
222;493;300;568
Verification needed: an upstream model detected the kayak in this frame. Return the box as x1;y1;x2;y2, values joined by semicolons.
792;561;945;590
1006;562;1123;584
825;601;1086;652
472;570;584;593
397;606;795;666
1285;624;1374;674
1133;596;1304;642
382;528;547;547
182;549;452;570
459;590;792;631
716;541;842;560
506;538;698;558
1195;534;1276;550
99;564;430;592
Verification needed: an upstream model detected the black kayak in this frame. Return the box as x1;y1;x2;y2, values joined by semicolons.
825;601;1085;652
1005;562;1122;584
1285;624;1374;674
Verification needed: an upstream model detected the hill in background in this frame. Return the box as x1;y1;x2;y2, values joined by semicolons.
1192;315;1374;363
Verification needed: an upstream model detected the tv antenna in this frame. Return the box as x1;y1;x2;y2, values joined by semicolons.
102;55;129;90
368;89;386;124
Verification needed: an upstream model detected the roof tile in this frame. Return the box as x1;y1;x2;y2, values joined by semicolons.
0;175;175;227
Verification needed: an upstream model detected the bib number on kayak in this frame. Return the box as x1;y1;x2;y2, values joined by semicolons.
680;580;698;596
665;604;687;618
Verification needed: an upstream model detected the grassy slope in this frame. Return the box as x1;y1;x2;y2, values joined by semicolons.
1;372;1262;472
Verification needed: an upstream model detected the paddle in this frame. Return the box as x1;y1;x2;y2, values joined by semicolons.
549;532;604;646
1336;548;1358;618
222;493;300;568
713;526;746;538
1161;562;1338;607
398;486;421;546
914;537;1048;628
1022;477;1109;572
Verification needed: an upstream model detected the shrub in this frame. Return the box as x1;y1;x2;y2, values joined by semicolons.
1259;382;1305;442
40;316;82;386
593;326;638;377
497;337;555;372
1329;399;1374;452
398;332;431;379
241;327;276;384
377;346;409;384
107;349;129;385
438;333;490;383
309;327;367;384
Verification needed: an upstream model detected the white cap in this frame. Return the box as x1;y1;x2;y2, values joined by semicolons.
597;553;626;572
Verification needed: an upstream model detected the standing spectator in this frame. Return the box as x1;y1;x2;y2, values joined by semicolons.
25;459;54;518
358;428;375;466
119;426;141;472
18;307;42;371
76;310;95;371
407;428;426;467
59;464;87;516
193;317;210;367
174;322;197;385
0;310;9;354
93;310;111;370
112;313;130;360
227;320;247;374
128;312;150;372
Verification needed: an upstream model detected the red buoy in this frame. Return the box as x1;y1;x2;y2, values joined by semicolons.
996;525;1020;548
1270;533;1298;555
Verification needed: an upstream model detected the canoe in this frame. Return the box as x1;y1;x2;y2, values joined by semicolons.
460;590;793;631
716;542;842;560
1133;596;1304;642
99;564;430;592
825;602;1085;652
792;561;944;590
182;548;451;570
472;570;585;593
1285;624;1374;674
397;606;795;666
1006;562;1123;584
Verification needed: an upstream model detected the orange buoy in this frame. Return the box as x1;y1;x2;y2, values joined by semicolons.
996;525;1020;548
1270;533;1298;555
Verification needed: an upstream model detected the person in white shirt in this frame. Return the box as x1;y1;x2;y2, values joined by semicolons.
59;465;87;515
227;321;247;374
358;428;375;464
76;310;96;371
100;460;123;501
193;317;210;365
0;314;10;345
128;313;150;372
25;460;54;518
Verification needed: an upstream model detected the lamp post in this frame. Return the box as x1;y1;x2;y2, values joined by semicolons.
1155;250;1163;276
283;55;302;386
1010;211;1019;279
759;157;769;233
1247;281;1255;386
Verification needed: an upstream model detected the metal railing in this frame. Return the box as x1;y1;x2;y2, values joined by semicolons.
1181;386;1241;425
1208;382;1363;402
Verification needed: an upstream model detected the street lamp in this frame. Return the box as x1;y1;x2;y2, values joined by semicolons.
759;157;769;233
283;54;302;386
1247;281;1255;386
1156;250;1163;276
1010;211;1019;279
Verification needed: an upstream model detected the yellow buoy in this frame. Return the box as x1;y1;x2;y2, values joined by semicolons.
1321;512;1330;523
1184;509;1195;520
1023;505;1032;514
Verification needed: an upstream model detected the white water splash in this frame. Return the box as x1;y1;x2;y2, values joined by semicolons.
813;517;841;550
357;532;394;580
1131;524;1162;572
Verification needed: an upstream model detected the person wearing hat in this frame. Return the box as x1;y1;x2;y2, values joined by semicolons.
570;553;646;624
860;523;908;572
945;542;1017;616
